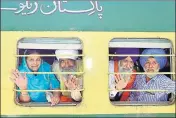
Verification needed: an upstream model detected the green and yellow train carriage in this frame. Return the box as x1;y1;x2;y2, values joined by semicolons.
1;0;175;117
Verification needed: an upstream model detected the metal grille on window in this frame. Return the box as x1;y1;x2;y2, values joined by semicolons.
14;38;84;107
108;38;175;105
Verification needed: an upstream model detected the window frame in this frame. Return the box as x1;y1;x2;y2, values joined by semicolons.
108;38;175;106
14;37;84;107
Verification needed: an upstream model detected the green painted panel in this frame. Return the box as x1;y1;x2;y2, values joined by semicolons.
1;0;175;31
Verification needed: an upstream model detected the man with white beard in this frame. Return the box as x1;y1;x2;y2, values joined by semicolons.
129;48;175;102
109;48;140;101
52;49;83;102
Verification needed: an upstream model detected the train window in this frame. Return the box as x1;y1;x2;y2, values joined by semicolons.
13;38;84;107
108;38;175;105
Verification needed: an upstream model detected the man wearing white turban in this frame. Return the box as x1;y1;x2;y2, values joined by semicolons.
129;48;175;102
52;49;83;102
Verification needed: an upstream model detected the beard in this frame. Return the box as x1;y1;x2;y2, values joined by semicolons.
144;67;160;78
60;66;77;78
118;61;133;81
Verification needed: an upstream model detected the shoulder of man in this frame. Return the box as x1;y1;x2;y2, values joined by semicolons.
76;59;82;64
76;59;83;71
156;74;173;82
109;60;114;65
109;60;114;71
135;74;145;81
52;60;60;72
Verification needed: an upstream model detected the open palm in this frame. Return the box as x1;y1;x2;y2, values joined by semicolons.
115;74;128;90
10;69;27;90
62;75;78;90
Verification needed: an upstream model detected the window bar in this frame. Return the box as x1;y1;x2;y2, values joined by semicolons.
108;89;172;92
19;72;84;75
14;89;84;92
15;54;84;57
108;54;176;57
108;72;175;75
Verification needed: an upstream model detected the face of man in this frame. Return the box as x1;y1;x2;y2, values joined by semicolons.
143;57;160;78
119;56;134;71
26;53;41;72
59;58;77;81
119;56;134;80
59;59;76;72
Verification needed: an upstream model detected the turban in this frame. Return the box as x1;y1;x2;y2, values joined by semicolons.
112;48;140;62
55;49;78;61
139;48;167;69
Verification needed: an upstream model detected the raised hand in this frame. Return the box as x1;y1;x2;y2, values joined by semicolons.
115;74;128;90
63;75;78;90
10;69;27;90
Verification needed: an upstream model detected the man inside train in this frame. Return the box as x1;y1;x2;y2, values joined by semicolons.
109;48;140;101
